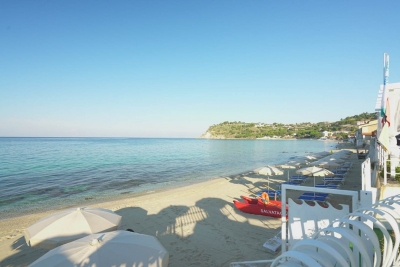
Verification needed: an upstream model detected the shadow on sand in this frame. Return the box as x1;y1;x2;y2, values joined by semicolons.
1;195;280;267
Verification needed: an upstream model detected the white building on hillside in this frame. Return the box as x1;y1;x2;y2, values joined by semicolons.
322;130;330;137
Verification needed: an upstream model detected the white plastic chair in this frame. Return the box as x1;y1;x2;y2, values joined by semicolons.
315;226;371;267
291;239;349;267
332;218;381;267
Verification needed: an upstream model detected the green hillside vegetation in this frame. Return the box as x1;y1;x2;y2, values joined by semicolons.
205;112;377;139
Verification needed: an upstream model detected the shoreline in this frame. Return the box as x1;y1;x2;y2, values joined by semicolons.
0;144;360;267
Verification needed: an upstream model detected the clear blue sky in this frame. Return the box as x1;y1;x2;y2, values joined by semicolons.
1;1;400;138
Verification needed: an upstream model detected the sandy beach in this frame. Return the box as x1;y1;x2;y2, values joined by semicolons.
0;143;361;267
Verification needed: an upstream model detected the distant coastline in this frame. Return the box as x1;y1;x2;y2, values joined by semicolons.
200;112;376;140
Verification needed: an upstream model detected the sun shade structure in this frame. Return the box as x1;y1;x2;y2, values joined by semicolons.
28;230;169;267
24;207;121;249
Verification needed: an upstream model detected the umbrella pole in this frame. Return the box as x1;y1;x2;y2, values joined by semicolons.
313;175;315;196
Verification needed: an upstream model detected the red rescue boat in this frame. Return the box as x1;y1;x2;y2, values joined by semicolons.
233;196;288;218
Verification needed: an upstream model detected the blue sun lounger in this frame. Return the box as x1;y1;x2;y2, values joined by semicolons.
333;168;350;173
332;171;347;177
302;192;329;197
289;175;308;183
298;192;329;202
256;189;281;198
315;183;341;189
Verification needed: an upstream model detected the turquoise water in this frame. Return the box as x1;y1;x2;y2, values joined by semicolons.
0;138;335;219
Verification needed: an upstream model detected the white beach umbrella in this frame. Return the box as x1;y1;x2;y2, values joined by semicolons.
275;163;297;169
254;166;284;176
318;156;345;164
28;230;169;267
275;163;297;181
296;166;334;177
309;160;322;166
296;166;334;188
327;157;345;163
287;160;308;166
254;165;284;192
307;153;325;159
299;155;318;161
24;207;121;249
317;161;341;168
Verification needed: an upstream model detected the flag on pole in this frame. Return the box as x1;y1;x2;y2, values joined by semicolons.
380;53;390;126
378;53;390;151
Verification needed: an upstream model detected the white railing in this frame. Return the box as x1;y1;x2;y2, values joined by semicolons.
230;194;400;267
269;194;400;267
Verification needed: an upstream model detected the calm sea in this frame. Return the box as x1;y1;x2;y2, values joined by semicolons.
0;138;336;219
